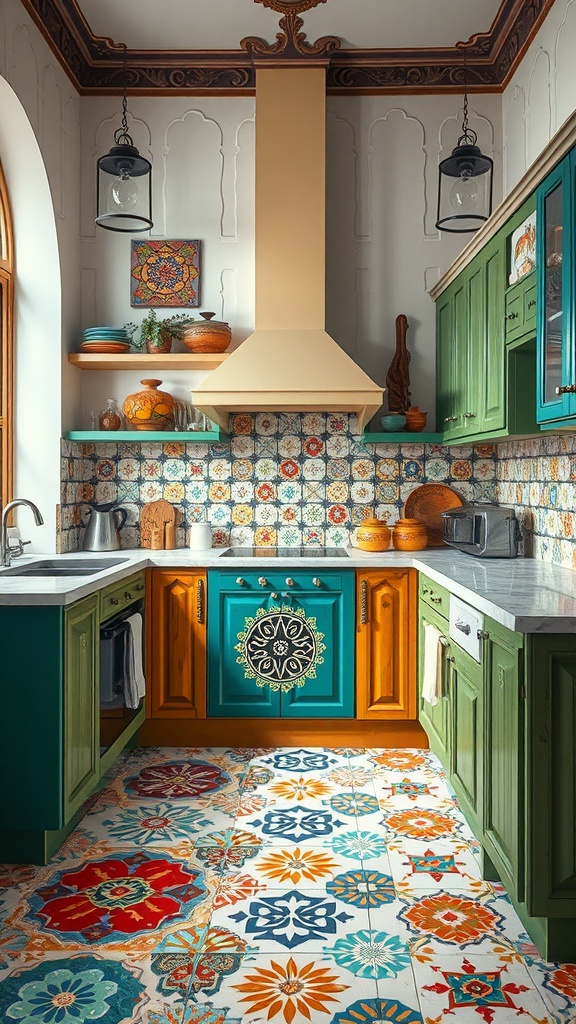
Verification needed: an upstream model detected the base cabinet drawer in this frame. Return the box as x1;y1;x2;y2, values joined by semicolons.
207;570;355;718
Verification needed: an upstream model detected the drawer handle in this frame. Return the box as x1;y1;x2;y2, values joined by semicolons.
134;583;145;593
312;577;321;587
455;620;471;635
430;596;442;604
196;579;204;624
527;299;536;309
286;577;294;587
443;415;458;423
124;591;132;600
360;579;368;626
506;311;519;320
109;597;120;605
236;577;246;586
464;411;476;419
258;576;268;587
555;384;576;395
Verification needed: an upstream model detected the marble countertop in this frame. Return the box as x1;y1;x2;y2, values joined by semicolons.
1;547;575;633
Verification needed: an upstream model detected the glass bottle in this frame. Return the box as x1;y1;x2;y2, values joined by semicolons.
98;398;122;431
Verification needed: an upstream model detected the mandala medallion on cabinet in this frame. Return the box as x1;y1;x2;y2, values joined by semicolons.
235;604;325;692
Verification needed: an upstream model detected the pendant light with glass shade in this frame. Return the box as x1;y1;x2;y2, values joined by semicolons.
435;47;493;234
95;46;153;232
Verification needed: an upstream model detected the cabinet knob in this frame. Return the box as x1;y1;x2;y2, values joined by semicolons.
430;596;442;604
464;411;476;419
109;597;120;605
258;576;268;587
312;577;321;587
506;311;519;320
236;577;246;586
443;415;458;423
285;577;294;587
555;384;576;395
527;299;536;309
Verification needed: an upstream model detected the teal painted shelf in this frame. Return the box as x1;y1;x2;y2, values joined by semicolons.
65;430;229;443
361;431;444;444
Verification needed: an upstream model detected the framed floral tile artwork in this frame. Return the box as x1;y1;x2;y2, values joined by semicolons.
130;239;201;307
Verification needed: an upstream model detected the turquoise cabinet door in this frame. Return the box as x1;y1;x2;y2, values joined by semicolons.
536;155;574;422
64;594;100;822
207;571;354;718
450;644;483;839
483;622;524;902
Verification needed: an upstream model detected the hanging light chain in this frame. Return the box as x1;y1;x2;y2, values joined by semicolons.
458;45;477;148
114;45;134;147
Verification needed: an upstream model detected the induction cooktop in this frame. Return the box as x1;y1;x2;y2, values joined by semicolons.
221;547;350;558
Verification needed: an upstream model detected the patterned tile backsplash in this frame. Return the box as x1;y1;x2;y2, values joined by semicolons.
59;412;576;568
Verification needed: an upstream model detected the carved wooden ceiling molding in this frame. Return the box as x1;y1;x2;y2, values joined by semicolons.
18;0;555;95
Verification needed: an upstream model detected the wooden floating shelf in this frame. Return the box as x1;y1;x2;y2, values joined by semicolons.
361;431;444;444
68;352;230;370
65;430;229;443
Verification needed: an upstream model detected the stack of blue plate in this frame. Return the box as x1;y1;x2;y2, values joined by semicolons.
80;327;131;353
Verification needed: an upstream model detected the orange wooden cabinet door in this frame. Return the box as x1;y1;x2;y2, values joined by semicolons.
148;569;207;719
355;568;417;719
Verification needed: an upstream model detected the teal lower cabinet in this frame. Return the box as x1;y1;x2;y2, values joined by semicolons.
207;570;355;717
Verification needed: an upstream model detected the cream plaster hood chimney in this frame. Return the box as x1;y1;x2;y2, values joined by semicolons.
193;64;383;432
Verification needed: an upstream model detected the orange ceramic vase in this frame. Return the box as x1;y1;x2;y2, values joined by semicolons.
181;312;231;353
392;517;428;550
123;379;175;431
356;518;391;551
404;406;428;432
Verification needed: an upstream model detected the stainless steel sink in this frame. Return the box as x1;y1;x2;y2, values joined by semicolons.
1;557;128;577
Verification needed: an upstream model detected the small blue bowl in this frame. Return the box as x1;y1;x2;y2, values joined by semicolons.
379;414;406;432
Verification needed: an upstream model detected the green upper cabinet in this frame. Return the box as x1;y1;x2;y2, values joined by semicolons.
536;152;575;424
436;237;506;442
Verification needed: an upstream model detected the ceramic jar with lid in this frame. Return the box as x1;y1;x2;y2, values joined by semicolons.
181;312;231;353
404;406;428;432
123;379;175;431
392;518;427;550
356;518;391;551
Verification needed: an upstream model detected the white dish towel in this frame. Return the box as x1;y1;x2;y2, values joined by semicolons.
422;622;444;706
124;612;146;709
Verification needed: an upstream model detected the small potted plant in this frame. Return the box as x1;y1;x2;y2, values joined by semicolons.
124;310;197;353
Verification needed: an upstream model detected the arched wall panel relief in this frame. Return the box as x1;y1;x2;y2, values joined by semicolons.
11;26;39;136
41;64;64;220
503;86;527;194
220;268;237;335
555;1;576;131
163;111;224;242
526;49;552;168
232;116;255;341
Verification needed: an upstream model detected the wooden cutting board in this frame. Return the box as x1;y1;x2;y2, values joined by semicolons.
140;499;177;548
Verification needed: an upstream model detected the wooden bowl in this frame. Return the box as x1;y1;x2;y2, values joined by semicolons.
181;312;231;353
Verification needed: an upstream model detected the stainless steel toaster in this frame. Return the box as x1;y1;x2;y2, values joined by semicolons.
441;502;521;558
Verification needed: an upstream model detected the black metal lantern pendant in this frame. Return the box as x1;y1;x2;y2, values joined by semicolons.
435;57;493;234
95;49;153;232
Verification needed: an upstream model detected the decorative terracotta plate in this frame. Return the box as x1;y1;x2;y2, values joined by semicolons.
80;341;131;353
403;483;463;547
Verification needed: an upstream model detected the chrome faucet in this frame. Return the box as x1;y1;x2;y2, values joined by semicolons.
1;499;44;567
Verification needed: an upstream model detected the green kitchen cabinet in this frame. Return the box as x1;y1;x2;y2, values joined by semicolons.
207;570;355;718
63;594;100;823
482;618;524;903
449;640;483;839
417;578;451;771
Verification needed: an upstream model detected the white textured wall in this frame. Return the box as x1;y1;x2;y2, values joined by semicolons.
0;0;81;551
502;0;576;195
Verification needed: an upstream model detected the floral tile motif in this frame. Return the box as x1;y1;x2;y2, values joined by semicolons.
246;845;352;889
0;953;148;1023
387;838;491;896
123;760;231;801
77;801;216;849
398;891;507;952
238;804;353;847
209;886;370;952
192;953;379;1024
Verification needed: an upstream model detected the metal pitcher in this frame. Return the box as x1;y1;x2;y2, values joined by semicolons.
83;503;128;551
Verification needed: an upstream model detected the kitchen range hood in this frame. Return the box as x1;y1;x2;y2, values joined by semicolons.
193;65;383;431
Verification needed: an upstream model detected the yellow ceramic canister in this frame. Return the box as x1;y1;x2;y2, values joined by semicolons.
392;517;428;550
356;518;391;551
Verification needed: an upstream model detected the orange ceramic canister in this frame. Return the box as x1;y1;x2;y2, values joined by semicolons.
392;517;428;550
356;518;391;552
123;379;175;431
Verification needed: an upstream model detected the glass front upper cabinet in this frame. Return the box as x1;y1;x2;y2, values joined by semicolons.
536;154;574;423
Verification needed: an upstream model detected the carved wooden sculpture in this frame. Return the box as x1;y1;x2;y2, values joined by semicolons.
386;314;411;412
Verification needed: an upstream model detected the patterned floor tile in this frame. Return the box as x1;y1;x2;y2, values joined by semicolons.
524;957;576;1023
412;952;556;1022
208;886;371;952
387;837;492;896
397;888;521;955
237;802;356;847
191;952;380;1023
245;843;366;888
